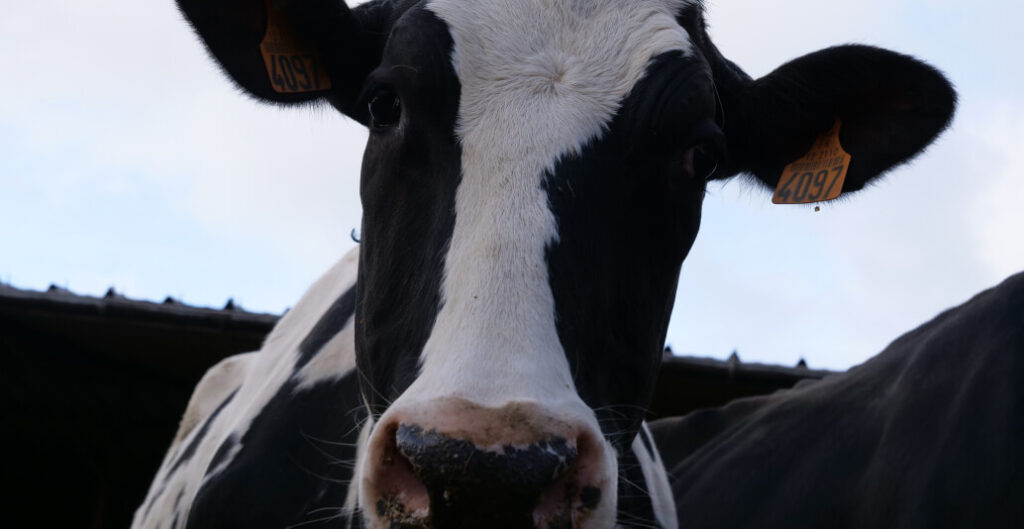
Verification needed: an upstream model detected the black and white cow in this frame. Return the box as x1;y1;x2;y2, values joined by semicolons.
134;0;956;528
652;271;1024;528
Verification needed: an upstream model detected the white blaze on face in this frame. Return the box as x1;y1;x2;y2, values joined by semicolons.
401;0;694;406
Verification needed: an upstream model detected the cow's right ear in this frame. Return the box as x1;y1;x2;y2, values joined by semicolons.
176;0;391;124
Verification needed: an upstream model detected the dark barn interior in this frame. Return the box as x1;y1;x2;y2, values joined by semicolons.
1;282;832;528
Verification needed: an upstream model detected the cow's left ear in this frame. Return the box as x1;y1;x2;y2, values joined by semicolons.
709;44;957;194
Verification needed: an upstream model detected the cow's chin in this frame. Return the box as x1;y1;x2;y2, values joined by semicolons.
353;404;619;529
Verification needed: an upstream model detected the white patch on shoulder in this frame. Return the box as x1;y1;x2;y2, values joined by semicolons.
406;0;693;405
631;422;678;529
292;316;358;391
131;247;361;529
173;351;257;449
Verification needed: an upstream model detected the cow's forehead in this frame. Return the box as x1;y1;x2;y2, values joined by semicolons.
386;0;700;411
427;0;696;157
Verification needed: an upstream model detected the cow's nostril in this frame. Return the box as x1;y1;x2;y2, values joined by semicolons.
372;424;430;526
393;423;579;527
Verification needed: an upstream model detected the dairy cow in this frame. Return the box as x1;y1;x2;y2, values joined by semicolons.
134;0;956;527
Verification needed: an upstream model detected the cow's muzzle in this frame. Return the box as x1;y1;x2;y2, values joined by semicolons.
361;399;612;529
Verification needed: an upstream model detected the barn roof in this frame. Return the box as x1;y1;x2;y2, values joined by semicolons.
0;282;278;327
0;282;277;380
0;280;833;412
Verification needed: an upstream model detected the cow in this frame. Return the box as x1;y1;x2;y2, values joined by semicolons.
134;0;956;528
651;271;1024;528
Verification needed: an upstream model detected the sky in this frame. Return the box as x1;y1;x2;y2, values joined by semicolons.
1;1;1021;370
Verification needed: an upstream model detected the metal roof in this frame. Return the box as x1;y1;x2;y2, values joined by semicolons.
1;280;833;388
0;282;279;329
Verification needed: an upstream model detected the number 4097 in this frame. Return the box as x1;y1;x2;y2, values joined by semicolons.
775;165;845;203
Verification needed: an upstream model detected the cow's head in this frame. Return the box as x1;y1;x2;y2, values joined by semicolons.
177;0;955;527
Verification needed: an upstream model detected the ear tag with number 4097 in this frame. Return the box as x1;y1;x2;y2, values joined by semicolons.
259;0;332;94
772;119;850;204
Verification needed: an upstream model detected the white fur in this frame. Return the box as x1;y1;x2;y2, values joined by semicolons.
173;351;257;448
131;247;361;529
632;423;679;529
293;315;358;391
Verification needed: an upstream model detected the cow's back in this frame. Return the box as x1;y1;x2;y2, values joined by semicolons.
654;271;1024;528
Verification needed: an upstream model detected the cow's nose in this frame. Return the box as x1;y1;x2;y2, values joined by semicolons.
395;423;576;525
367;415;606;529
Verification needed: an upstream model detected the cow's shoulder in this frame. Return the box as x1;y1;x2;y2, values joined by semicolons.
173;351;257;449
171;245;362;455
131;247;362;529
654;270;1024;529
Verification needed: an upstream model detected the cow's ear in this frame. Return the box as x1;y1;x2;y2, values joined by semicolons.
176;0;391;124
709;44;956;195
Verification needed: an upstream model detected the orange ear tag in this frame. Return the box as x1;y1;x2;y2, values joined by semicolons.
772;119;851;204
259;0;332;94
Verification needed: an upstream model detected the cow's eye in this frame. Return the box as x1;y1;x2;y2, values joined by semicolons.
368;89;401;129
691;142;720;180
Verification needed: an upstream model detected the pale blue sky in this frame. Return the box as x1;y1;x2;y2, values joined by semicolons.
2;1;1021;370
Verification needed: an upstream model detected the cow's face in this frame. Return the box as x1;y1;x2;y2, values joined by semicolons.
356;2;714;526
176;0;955;526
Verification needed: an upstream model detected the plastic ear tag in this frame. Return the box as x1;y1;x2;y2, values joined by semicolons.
259;0;331;94
772;119;850;204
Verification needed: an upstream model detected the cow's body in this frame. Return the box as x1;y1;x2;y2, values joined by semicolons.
141;0;956;527
652;271;1024;528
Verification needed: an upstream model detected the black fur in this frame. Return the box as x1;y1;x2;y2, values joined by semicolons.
173;0;399;122
183;280;363;529
204;433;238;474
141;389;238;521
352;6;461;415
545;52;717;448
296;286;357;369
166;388;239;477
702;41;957;191
652;271;1024;528
615;444;661;529
185;373;366;529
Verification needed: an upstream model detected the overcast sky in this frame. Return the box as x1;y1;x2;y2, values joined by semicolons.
2;1;1021;370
